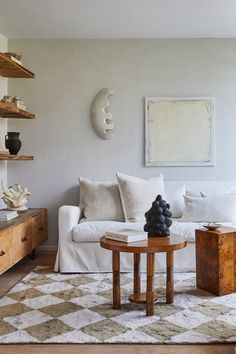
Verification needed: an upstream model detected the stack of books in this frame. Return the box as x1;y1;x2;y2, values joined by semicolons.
4;53;23;66
0;150;10;156
1;95;26;111
105;229;148;243
8;56;23;66
11;97;26;110
0;210;18;221
12;101;26;110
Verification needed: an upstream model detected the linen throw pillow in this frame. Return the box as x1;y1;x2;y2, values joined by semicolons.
181;194;236;222
79;177;124;221
116;173;166;222
165;184;186;218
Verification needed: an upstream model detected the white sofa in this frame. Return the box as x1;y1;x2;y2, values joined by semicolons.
54;180;236;273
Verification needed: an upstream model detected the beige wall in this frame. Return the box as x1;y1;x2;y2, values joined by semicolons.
7;39;236;246
0;33;7;208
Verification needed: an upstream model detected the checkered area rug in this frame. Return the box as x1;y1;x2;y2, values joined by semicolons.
0;266;236;343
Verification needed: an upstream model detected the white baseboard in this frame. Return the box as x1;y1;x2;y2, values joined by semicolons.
37;245;58;251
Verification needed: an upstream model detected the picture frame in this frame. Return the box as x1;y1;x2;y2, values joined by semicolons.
145;97;214;166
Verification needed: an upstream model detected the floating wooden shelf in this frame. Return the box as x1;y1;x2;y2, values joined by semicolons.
0;51;35;162
0;154;34;161
0;53;35;78
0;102;35;119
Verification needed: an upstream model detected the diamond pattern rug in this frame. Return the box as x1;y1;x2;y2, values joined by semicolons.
0;266;235;343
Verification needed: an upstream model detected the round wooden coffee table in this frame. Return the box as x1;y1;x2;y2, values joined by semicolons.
100;235;187;316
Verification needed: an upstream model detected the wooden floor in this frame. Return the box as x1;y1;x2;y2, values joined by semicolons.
0;251;234;354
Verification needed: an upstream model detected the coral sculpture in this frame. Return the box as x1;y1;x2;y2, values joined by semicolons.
144;195;172;237
1;181;31;211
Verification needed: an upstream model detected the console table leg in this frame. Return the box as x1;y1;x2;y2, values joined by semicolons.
112;251;120;309
166;251;174;304
30;249;36;260
134;253;141;294
146;253;155;316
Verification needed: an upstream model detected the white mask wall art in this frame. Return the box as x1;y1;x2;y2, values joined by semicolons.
91;88;114;140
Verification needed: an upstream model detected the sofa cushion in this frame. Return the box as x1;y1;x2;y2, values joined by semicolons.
72;220;144;242
116;173;166;222
181;194;236;222
79;177;124;221
72;219;209;243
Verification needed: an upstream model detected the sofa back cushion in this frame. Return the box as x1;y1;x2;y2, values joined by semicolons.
165;184;185;218
116;173;166;222
181;194;236;222
79;177;124;221
165;180;236;195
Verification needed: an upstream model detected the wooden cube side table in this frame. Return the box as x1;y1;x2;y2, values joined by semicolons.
195;227;236;296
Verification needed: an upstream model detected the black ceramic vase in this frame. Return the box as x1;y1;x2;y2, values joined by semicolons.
144;195;172;237
5;132;22;155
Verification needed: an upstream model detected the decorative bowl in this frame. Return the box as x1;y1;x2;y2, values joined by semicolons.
203;223;221;230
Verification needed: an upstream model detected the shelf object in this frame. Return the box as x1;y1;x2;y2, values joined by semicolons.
0;102;35;119
0;154;34;161
0;53;35;78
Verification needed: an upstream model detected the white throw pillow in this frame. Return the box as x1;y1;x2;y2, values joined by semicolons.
116;173;166;222
79;177;124;221
186;190;202;197
200;191;230;197
165;184;185;218
186;189;231;197
181;194;236;222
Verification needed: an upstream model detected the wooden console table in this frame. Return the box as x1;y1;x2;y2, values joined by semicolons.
0;208;47;275
196;227;236;296
100;235;187;316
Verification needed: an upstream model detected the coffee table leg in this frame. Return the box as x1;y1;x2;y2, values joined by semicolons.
166;251;174;304
112;251;120;309
134;253;141;294
146;253;155;316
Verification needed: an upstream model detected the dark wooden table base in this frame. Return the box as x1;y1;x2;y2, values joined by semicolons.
101;235;187;317
112;250;174;316
129;293;158;304
112;251;121;309
166;251;174;304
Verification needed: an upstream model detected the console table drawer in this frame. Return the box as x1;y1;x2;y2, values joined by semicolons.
32;212;47;249
0;209;47;275
12;221;32;262
0;230;12;273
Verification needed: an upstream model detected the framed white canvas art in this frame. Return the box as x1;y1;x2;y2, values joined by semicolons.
145;97;214;166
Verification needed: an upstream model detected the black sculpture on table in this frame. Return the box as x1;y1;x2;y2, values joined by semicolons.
144;195;172;237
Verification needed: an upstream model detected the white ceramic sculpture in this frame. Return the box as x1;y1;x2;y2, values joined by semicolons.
91;88;114;140
1;181;31;211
